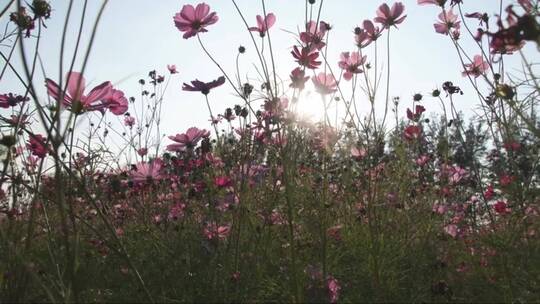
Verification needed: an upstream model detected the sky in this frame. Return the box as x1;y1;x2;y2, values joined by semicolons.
0;0;536;153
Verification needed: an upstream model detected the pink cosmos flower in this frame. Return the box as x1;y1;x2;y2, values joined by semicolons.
26;134;50;158
462;55;489;78
103;89;128;115
444;224;459;238
130;159;164;183
0;93;29;108
168;203;186;220
312;73;337;95
403;125;422;141
418;0;446;6
449;166;467;184
248;13;276;37
182;76;225;95
374;2;407;28
434;9;461;35
137;148;148;157
173;3;218;39
351;146;367;160
124;115;135;127
494;201;509;214
289;67;310;90
167;127;210;152
291;46;321;69
416;155;430;166
167;64;178;74
204;222;231;240
326;276;341;303
214;176;232;188
354;20;382;48
300;21;329;50
338;51;366;81
45;72;113;114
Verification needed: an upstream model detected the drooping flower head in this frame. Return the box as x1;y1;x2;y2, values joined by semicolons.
167;127;210;152
174;3;218;39
249;13;276;37
374;2;407;28
45;72;113;115
182;76;225;95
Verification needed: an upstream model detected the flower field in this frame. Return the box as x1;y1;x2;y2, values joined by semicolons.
0;0;539;302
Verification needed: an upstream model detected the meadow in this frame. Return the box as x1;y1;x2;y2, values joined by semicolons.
0;0;539;302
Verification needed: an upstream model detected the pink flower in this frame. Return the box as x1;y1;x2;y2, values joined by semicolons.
0;93;29;108
137;148;148;157
357;20;383;47
248;13;276;37
182;76;225;95
130;159;164;183
124;115;135;127
167;127;210;152
103;89;128;115
167;64;178;74
204;222;231;240
462;55;489;78
494;201;509;214
499;174;515;186
327;224;343;241
444;224;459;238
214;176;232;188
45;72;113;114
168;203;186;220
434;9;461;35
300;21;329;50
403;125;422;141
449;166;467;184
338;51;366;81
326;276;341;303
484;184;495;200
312;73;337;95
374;2;407;28
291;46;321;69
416;155;430;166
418;0;446;6
26;134;49;158
351;146;367;160
173;3;218;39
289;67;310;90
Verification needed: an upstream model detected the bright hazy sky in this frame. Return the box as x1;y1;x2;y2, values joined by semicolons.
0;0;535;144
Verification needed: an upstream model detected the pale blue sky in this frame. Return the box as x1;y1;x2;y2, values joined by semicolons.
0;0;534;142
